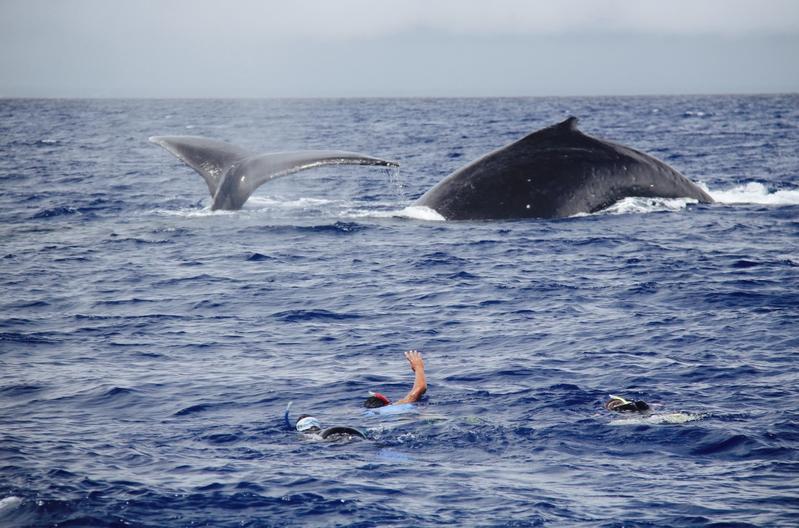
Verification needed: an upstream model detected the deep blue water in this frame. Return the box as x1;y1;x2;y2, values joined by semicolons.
1;96;798;527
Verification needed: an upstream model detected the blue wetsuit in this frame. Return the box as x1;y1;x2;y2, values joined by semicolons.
363;402;416;417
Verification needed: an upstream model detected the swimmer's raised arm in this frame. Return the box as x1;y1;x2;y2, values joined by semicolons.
395;350;427;404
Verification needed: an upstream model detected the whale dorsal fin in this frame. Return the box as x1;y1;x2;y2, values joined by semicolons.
149;136;252;195
233;151;399;204
547;116;579;134
558;116;579;131
517;116;581;146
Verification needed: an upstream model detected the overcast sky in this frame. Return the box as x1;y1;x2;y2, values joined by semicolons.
1;0;798;97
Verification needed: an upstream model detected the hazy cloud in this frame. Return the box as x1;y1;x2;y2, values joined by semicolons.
1;0;797;97
4;0;799;41
251;0;799;38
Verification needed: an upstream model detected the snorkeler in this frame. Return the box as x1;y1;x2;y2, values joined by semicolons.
604;394;703;425
293;412;365;440
286;350;427;439
286;407;366;440
363;350;427;408
605;394;650;413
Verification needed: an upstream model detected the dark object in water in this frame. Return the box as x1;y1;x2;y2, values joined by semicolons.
320;426;367;440
416;117;714;220
606;395;650;413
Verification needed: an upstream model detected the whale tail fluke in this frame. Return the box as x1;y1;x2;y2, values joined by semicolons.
149;135;399;210
149;136;252;196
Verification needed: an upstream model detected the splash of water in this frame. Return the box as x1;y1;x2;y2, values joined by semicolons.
609;412;704;426
0;496;22;514
599;197;697;216
395;205;446;221
704;182;799;205
596;181;799;217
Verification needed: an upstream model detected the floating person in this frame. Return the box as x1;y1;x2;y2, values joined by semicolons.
285;350;428;440
604;394;703;425
286;406;367;441
605;394;651;413
294;409;366;440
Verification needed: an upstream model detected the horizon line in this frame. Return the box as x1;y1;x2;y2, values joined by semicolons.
1;91;797;101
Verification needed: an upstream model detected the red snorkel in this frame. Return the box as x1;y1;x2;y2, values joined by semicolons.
369;391;391;406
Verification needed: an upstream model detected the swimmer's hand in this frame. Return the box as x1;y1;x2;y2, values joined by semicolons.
397;350;427;404
405;349;424;372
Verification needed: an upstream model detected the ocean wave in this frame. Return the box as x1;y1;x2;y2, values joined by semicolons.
31;206;80;219
304;221;365;233
0;331;56;344
414;251;468;267
246;252;275;262
0;384;43;396
689;432;767;458
272;309;361;322
3;95;798;528
174;402;229;416
705;182;799;205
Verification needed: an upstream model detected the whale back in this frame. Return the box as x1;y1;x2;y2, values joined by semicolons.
416;117;713;220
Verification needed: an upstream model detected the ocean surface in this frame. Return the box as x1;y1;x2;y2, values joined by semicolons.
1;95;798;527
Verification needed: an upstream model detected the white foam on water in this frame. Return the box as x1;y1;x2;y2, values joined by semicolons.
0;496;22;513
151;180;798;221
593;181;798;217
395;205;446;221
150;206;229;218
150;196;340;218
246;196;335;209
609;412;704;426
702;182;799;206
340;205;445;221
340;208;400;219
598;197;697;216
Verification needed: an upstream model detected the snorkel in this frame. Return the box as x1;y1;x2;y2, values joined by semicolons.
284;401;293;430
364;391;391;408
